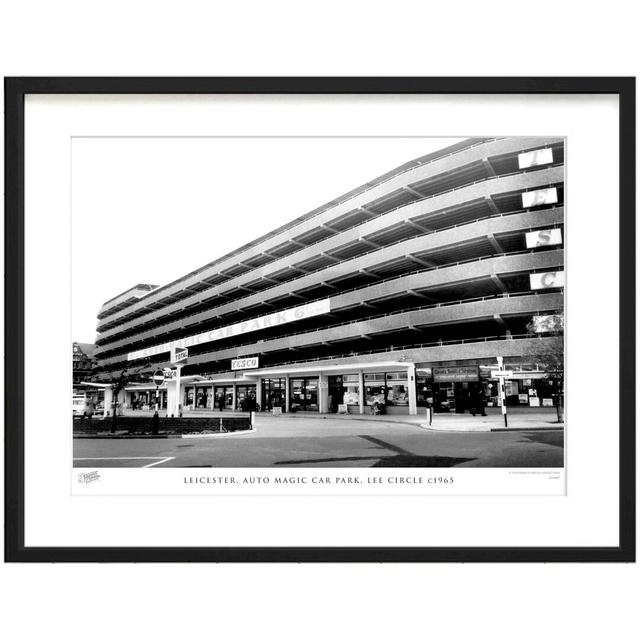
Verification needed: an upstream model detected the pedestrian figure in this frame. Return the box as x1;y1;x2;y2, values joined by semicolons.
471;388;487;417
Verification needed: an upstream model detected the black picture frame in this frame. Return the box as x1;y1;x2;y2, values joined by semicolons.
4;77;635;563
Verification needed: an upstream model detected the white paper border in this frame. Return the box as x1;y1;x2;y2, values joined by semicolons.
23;93;619;547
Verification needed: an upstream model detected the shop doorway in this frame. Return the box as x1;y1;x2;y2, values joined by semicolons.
290;377;319;412
214;386;234;411
261;378;286;412
194;386;211;410
235;385;257;411
433;381;484;413
328;374;360;413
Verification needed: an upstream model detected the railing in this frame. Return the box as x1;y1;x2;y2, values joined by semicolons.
160;292;563;363
96;203;564;350
159;332;559;377
96;281;564;368
96;148;562;332
98;162;562;333
96;245;565;361
101;139;498;313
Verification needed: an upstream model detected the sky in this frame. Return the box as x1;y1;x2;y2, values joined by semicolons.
71;136;465;343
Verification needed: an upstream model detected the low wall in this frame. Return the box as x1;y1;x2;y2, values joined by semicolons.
73;415;252;435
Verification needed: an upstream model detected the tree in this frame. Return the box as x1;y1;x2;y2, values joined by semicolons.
526;314;564;423
99;358;152;433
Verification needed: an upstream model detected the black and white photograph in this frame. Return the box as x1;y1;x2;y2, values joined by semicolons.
5;76;632;564
72;135;565;473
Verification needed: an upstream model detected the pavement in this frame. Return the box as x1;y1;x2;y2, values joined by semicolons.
109;406;562;431
253;407;563;432
74;411;564;468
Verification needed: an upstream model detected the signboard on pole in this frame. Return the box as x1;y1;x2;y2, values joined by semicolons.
152;370;164;386
490;370;547;380
171;346;188;364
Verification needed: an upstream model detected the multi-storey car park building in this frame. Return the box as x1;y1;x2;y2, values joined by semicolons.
92;137;565;417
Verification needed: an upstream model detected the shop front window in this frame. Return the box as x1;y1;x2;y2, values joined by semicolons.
364;373;386;406
184;386;194;407
132;391;152;410
364;371;409;406
136;392;151;409
342;374;360;405
385;372;408;406
195;387;209;409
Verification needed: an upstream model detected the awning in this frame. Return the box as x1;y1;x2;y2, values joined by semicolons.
241;361;411;377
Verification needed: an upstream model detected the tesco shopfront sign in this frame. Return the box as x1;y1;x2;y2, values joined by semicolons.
231;357;259;371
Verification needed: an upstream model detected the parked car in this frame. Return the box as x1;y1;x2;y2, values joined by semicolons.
72;394;87;416
73;394;100;417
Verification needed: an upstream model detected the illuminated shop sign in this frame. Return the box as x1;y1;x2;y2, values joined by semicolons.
433;366;479;383
518;148;554;169
231;357;260;371
521;187;558;208
127;298;331;361
525;228;562;249
529;271;565;290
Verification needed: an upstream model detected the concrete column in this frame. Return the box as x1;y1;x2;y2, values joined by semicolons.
407;363;417;416
231;383;236;411
255;377;262;411
175;366;183;416
319;374;329;413
210;384;215;410
166;379;178;417
285;375;290;413
358;371;365;415
103;387;113;417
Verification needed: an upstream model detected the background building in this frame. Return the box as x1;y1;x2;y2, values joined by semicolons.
72;342;105;416
92;137;565;416
72;342;97;384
